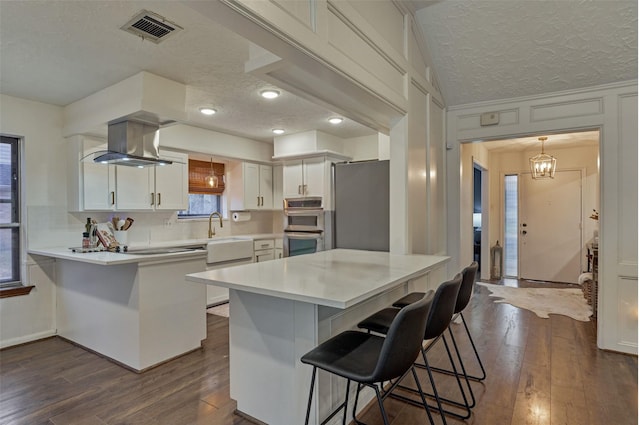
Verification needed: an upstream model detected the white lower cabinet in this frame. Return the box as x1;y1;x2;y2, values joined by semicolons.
254;239;275;262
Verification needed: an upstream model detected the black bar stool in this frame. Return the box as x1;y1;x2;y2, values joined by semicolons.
357;274;466;424
301;292;435;425
395;262;486;384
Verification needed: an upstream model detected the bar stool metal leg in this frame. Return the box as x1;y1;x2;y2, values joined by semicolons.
430;312;487;382
304;368;352;425
305;367;317;425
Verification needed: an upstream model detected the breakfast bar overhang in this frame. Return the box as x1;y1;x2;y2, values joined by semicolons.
186;249;449;425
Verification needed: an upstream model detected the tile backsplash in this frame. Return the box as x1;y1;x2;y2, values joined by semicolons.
27;206;282;249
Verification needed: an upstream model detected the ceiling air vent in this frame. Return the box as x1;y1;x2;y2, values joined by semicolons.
121;10;182;44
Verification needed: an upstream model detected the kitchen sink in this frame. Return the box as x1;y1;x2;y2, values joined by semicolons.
207;239;253;264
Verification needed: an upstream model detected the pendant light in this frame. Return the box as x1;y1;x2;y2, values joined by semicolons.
529;136;556;179
205;157;218;188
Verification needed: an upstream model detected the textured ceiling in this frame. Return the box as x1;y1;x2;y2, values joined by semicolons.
0;1;375;142
415;1;638;106
1;1;636;144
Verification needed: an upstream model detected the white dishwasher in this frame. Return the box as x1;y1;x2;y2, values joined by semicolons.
206;239;254;306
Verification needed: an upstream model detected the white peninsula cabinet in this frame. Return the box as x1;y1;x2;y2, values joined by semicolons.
229;162;273;210
67;135;188;212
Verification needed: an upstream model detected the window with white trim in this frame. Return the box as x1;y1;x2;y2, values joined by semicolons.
0;136;21;287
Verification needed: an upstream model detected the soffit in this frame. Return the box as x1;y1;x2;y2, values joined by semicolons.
479;130;600;153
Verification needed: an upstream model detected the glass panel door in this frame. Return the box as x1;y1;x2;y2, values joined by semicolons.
504;175;518;277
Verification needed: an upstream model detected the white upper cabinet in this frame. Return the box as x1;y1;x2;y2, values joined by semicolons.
67;135;188;212
116;151;188;211
152;152;188;210
229;162;273;210
272;164;283;210
115;166;154;211
67;135;115;211
82;146;116;211
283;157;325;199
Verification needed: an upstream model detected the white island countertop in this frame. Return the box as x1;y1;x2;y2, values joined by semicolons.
186;249;449;309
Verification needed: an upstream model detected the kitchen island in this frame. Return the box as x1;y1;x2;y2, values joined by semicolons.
186;249;449;425
29;245;209;372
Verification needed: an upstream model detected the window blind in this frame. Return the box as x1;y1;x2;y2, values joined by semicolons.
188;159;225;195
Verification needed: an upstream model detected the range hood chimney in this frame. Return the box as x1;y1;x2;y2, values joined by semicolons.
94;120;172;167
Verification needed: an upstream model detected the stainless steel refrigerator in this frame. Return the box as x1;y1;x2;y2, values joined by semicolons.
332;160;390;251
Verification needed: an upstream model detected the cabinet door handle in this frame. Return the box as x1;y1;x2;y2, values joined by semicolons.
157;193;161;206
151;193;155;206
257;196;260;206
261;196;264;206
303;184;307;195
110;191;115;205
298;184;302;194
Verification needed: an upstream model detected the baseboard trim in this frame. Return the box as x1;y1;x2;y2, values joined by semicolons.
0;329;57;349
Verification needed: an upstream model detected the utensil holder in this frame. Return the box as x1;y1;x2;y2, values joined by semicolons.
114;230;128;246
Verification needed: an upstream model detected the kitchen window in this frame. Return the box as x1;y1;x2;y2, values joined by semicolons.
0;136;31;297
179;194;222;217
178;159;225;218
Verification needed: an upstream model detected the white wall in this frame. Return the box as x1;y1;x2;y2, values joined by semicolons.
0;94;62;347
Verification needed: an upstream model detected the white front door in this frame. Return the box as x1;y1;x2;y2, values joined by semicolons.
519;170;582;284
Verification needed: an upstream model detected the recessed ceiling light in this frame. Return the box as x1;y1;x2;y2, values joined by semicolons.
199;107;217;116
272;128;285;135
328;117;344;124
261;90;280;99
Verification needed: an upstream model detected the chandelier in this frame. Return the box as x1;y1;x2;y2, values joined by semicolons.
529;136;556;179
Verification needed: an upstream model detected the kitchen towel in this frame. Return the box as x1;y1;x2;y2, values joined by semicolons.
232;211;251;222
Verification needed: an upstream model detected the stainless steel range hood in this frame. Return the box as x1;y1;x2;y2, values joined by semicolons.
94;119;172;167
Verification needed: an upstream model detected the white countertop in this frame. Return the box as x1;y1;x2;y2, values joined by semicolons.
28;246;208;265
27;234;283;266
186;249;449;308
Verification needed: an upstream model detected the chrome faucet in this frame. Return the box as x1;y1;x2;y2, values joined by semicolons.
208;212;223;238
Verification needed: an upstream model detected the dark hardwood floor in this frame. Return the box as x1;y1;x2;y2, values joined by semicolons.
1;278;636;425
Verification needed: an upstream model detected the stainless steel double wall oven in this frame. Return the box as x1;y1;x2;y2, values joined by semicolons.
283;197;327;257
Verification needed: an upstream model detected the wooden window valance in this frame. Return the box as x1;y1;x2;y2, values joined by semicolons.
188;159;225;195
